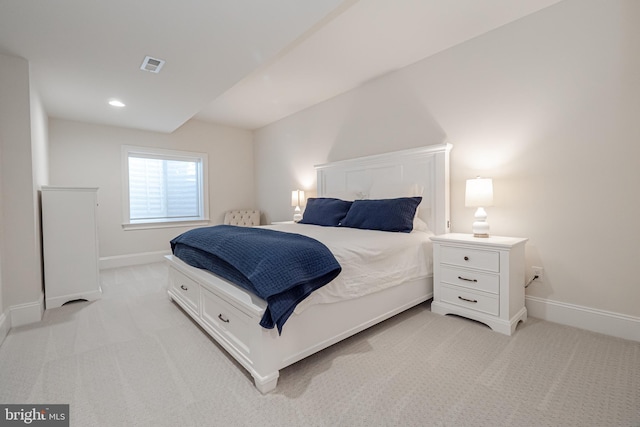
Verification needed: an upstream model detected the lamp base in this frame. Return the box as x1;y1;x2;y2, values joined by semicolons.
293;206;302;222
472;207;490;237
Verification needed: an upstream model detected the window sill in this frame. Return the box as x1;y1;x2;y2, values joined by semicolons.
122;219;210;231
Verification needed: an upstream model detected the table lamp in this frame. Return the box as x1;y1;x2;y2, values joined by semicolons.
465;177;493;237
291;190;305;222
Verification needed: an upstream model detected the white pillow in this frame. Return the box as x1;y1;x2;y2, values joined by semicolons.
412;216;431;233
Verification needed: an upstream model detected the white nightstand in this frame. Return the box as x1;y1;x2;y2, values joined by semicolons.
430;233;528;336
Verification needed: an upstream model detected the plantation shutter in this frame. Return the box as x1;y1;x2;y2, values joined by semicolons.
128;154;201;220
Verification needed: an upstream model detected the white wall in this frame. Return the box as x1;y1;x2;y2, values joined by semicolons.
0;97;4;341
0;53;47;328
31;80;49;191
48;118;254;262
255;0;640;328
30;76;49;299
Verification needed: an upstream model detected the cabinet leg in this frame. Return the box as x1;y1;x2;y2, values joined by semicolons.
510;307;528;335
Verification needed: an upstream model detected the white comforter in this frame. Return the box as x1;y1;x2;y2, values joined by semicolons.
262;223;433;313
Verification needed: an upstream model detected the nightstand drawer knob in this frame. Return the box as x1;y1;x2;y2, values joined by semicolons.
180;285;188;291
464;256;469;261
458;276;478;283
458;296;478;303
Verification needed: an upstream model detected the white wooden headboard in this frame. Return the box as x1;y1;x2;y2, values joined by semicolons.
315;143;452;236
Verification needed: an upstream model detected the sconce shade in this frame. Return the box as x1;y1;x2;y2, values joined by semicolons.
291;190;305;207
465;178;493;207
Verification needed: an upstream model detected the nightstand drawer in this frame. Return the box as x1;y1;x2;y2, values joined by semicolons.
441;266;499;294
440;246;500;272
440;283;499;316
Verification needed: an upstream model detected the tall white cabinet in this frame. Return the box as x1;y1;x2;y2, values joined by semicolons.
42;186;101;309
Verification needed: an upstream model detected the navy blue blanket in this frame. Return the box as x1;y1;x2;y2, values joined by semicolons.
170;225;341;334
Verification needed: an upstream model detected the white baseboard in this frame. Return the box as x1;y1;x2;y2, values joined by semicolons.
0;311;10;347
99;250;171;269
10;295;44;328
526;295;640;342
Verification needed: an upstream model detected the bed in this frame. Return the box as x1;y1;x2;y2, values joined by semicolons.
165;143;451;393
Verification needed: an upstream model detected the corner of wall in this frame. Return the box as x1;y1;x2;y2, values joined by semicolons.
0;311;10;347
0;52;47;324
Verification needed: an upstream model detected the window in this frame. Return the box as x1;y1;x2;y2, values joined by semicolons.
122;146;209;229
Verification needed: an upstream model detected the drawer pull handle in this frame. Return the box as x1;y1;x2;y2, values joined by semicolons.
464;256;469;261
180;285;188;291
218;314;230;323
458;296;478;303
458;276;478;283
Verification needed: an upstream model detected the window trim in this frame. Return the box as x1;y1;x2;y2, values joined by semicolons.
121;145;209;230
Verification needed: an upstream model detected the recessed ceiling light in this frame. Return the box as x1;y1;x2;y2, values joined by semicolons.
108;99;126;107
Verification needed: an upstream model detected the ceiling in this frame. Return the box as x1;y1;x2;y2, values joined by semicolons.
0;0;562;133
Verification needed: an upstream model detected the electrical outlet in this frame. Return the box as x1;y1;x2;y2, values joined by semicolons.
532;266;544;279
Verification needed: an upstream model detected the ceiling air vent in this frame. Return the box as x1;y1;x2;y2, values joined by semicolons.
140;56;165;73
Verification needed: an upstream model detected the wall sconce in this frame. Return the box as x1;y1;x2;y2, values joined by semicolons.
465;177;493;237
291;189;305;222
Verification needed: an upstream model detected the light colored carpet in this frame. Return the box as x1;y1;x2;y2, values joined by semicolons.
0;262;638;426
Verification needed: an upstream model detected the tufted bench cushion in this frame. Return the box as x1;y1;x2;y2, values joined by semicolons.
223;209;261;226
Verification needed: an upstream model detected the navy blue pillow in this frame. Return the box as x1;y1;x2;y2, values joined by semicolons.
299;198;353;227
340;197;422;233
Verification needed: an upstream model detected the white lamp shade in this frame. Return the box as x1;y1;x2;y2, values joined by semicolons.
465;178;493;207
291;190;305;207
